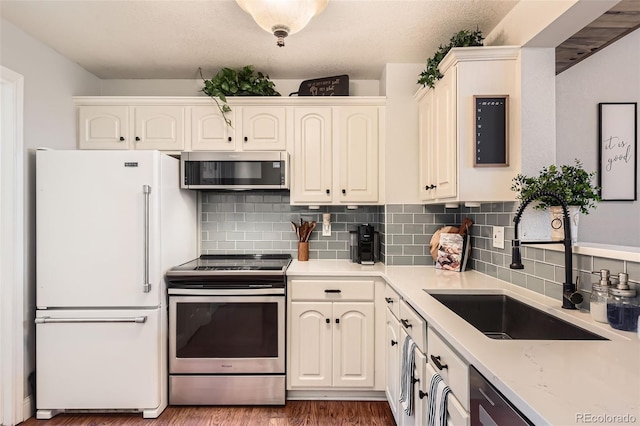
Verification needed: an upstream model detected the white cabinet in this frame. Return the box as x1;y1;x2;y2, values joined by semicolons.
78;105;185;151
190;105;287;151
385;306;401;422
288;279;376;389
416;46;521;204
290;105;381;205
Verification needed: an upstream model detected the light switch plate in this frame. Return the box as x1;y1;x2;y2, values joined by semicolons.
493;226;505;249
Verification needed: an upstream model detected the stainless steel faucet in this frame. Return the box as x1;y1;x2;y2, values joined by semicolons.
510;191;583;309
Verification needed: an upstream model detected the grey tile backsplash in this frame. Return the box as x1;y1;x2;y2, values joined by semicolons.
200;191;382;260
200;194;639;303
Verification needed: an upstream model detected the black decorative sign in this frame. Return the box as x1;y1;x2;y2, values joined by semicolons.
290;75;349;96
598;102;637;201
473;95;509;167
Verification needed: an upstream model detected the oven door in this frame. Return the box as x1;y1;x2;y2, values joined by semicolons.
169;292;285;374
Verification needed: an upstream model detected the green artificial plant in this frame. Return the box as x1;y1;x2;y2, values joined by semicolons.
199;65;281;126
510;159;602;215
417;28;484;88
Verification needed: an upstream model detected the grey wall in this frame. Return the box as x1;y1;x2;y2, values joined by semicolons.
556;28;640;247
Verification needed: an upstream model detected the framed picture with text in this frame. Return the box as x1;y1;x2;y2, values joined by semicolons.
598;102;637;201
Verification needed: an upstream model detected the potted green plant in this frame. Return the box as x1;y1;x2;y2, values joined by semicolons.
511;159;601;242
198;65;281;126
417;28;484;88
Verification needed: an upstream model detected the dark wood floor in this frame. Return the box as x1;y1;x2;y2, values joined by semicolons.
21;401;396;425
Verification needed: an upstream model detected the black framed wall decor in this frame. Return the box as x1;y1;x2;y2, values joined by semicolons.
598;102;637;201
473;95;509;167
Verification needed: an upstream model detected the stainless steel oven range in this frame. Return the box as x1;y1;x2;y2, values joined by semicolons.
166;254;291;406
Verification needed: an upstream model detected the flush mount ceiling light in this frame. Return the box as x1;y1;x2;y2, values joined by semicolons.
235;0;329;47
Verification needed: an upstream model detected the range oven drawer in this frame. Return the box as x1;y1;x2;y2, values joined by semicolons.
170;375;285;405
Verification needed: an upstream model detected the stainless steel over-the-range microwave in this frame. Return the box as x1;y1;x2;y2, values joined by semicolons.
180;151;289;190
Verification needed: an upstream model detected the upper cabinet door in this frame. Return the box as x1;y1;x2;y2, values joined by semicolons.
241;106;287;151
78;106;130;150
133;106;185;151
190;106;236;151
418;89;436;201
292;108;333;203
335;106;379;204
433;68;457;199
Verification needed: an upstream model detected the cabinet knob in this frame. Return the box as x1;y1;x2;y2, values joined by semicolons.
391;340;397;346
401;319;412;329
335;318;340;324
119;136;125;142
341;189;346;195
135;136;140;141
326;189;330;195
244;136;248;142
325;318;330;324
430;185;437;189
228;137;232;142
419;390;427;399
385;297;393;304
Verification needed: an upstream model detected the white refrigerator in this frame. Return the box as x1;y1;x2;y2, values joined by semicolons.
35;150;197;419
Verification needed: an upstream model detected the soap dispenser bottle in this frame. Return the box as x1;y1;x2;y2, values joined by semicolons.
590;269;611;323
606;273;639;332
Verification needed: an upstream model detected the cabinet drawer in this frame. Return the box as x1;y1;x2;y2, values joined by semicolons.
399;299;427;352
428;327;469;411
383;285;400;319
290;280;374;301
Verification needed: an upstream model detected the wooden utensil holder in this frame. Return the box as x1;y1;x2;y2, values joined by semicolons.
298;242;309;261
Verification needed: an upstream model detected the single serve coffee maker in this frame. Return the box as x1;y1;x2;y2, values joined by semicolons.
350;224;379;265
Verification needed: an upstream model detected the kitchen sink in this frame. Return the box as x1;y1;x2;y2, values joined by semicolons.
427;293;608;340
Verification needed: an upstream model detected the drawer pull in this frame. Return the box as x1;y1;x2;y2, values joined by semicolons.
419;390;428;399
400;319;412;329
431;355;448;371
390;340;398;346
384;297;394;304
324;289;342;293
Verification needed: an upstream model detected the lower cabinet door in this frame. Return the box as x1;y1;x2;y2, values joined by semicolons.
385;309;401;422
422;362;470;426
35;308;163;411
289;302;333;387
332;302;375;387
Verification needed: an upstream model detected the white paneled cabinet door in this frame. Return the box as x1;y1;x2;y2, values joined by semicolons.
433;66;457;199
419;89;436;201
241;106;287;150
414;348;428;426
78;106;129;149
385;308;401;421
292;108;333;203
190;106;236;151
289;302;333;387
133;106;185;151
335;106;379;203
332;302;375;387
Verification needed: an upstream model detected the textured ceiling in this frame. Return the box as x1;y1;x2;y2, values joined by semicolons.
0;0;519;80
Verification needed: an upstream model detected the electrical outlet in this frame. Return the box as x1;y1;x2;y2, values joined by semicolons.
493;226;505;249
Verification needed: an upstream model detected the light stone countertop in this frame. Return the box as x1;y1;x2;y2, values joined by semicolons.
286;260;640;426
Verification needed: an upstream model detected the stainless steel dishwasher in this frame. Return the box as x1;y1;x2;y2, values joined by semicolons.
469;365;532;425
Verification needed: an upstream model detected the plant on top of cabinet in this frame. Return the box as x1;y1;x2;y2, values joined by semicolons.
199;66;281;126
510;159;601;215
417;28;484;88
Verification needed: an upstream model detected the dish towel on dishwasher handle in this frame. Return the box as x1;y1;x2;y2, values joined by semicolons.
399;335;417;415
427;372;451;426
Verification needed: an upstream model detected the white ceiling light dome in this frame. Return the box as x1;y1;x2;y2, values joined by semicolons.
236;0;329;47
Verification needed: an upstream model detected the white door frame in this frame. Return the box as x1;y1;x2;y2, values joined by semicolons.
1;65;25;426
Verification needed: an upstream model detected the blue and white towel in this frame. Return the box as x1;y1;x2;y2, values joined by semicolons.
427;372;451;426
398;335;417;416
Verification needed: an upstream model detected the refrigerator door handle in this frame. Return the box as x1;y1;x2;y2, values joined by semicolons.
143;184;151;293
35;316;148;324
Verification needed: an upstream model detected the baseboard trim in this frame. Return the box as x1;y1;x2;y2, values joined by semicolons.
286;390;387;401
22;395;33;422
